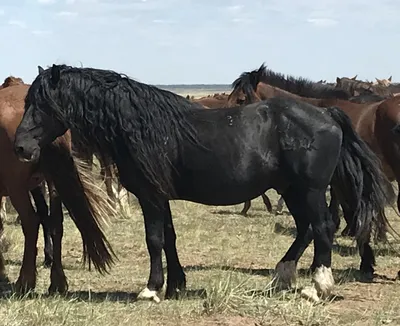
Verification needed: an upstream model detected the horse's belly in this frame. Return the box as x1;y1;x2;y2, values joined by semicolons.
174;170;285;206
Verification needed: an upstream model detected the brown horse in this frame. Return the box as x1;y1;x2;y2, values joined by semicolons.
0;80;115;294
227;65;400;239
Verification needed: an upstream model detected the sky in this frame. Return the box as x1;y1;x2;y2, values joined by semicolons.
0;0;399;85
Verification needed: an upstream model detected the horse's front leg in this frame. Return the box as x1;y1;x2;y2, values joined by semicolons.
46;180;67;294
163;201;186;299
137;197;167;303
9;188;40;294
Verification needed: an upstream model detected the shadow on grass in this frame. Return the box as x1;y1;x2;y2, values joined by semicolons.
0;281;207;303
184;264;398;285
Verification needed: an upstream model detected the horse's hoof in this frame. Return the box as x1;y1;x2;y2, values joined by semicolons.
48;282;68;295
301;285;320;303
15;278;35;295
165;287;182;300
137;287;161;303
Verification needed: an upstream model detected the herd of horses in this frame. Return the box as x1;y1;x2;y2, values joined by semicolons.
1;63;400;304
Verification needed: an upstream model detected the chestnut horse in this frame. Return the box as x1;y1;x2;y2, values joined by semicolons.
227;65;400;242
0;80;115;294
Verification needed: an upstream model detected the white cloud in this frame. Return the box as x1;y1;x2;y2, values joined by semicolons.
307;18;338;27
8;20;27;28
56;11;78;17
152;19;176;24
232;17;252;24
37;0;56;4
31;30;53;35
227;5;244;13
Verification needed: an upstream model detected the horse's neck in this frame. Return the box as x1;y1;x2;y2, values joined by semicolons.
259;83;321;106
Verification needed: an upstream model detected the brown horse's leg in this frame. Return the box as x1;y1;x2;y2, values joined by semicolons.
261;193;273;213
9;189;40;293
240;201;251;216
47;180;67;294
30;184;52;267
0;196;6;281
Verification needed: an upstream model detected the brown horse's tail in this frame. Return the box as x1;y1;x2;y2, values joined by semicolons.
40;134;117;274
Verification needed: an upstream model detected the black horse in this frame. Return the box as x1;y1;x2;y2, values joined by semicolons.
14;64;394;303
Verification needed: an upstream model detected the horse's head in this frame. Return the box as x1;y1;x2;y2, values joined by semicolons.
335;75;358;88
374;76;392;87
227;64;265;107
14;65;68;163
2;76;24;88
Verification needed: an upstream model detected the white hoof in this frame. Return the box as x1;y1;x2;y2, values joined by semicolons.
313;266;334;298
274;261;297;289
301;285;320;303
137;287;161;303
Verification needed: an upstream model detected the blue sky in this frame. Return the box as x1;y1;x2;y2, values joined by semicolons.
0;0;399;84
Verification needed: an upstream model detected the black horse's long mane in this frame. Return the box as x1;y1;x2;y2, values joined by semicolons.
26;64;205;197
231;63;351;100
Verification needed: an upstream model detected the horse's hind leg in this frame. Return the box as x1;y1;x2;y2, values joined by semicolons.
300;188;335;302
9;188;40;293
274;186;313;289
275;196;285;215
277;186;335;302
30;184;53;267
47;180;67;294
0;197;6;222
261;194;273;213
240;201;251;216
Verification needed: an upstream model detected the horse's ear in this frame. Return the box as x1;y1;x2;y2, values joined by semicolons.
336;77;340;83
38;65;45;74
351;75;357;80
388;75;392;82
50;64;61;85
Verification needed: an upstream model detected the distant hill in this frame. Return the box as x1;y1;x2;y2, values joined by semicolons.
155;84;231;97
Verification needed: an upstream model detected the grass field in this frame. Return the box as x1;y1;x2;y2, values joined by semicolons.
2;187;400;326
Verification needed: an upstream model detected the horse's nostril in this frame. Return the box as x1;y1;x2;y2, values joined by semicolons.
15;146;25;156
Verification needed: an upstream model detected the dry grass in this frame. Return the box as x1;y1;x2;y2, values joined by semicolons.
1;188;400;326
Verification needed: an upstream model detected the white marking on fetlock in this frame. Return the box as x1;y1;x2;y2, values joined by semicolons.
137;287;161;303
301;285;320;303
313;265;334;298
274;261;297;289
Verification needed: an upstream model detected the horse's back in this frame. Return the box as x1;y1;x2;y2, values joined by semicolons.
174;98;342;203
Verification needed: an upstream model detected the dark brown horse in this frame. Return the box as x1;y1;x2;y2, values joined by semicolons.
0;80;115;294
227;64;400;241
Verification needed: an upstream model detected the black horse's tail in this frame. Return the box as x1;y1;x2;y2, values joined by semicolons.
326;106;395;243
40;135;117;274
